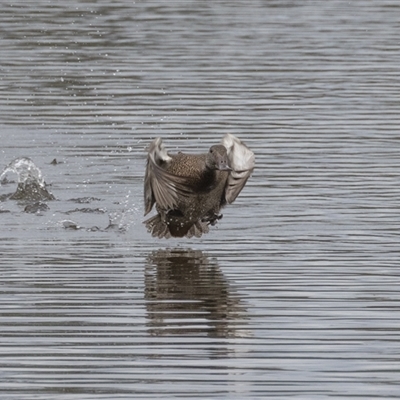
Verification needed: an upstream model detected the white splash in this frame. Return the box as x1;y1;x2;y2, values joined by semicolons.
1;157;45;187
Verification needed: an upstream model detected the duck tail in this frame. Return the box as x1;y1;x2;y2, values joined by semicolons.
185;220;209;238
143;214;172;239
144;214;210;239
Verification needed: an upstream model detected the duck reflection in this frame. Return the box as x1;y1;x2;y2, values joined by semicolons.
145;248;248;338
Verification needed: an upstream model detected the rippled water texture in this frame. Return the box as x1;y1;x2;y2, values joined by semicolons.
1;1;400;399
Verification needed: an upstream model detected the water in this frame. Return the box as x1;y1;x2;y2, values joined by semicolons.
1;1;400;398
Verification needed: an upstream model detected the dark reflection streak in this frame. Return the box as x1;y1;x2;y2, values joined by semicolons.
144;249;248;340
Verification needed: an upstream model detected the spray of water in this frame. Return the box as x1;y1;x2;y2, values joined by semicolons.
0;157;55;201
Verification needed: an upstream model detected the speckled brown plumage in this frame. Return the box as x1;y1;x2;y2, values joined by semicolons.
144;134;255;239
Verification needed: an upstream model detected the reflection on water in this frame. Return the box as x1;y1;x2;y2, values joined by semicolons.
145;249;248;338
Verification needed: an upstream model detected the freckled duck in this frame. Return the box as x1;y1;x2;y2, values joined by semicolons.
144;133;255;238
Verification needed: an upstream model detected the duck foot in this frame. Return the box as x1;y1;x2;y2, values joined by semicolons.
203;213;223;226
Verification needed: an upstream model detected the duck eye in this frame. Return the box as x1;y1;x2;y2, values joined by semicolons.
209;149;213;153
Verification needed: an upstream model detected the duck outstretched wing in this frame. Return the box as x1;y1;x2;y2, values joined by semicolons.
221;133;255;204
144;138;193;215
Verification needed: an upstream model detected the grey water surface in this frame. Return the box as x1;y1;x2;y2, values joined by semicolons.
1;1;400;399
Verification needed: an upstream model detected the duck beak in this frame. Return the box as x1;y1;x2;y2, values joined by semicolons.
218;160;232;171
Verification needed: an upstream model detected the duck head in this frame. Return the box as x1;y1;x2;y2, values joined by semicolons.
206;145;232;171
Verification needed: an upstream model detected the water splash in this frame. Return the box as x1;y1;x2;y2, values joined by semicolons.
106;191;138;232
1;157;55;201
1;157;43;185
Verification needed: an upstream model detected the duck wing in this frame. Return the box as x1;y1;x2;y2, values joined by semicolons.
221;134;255;204
144;138;194;216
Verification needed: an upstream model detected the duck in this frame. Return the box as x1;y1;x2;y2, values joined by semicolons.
144;133;255;238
